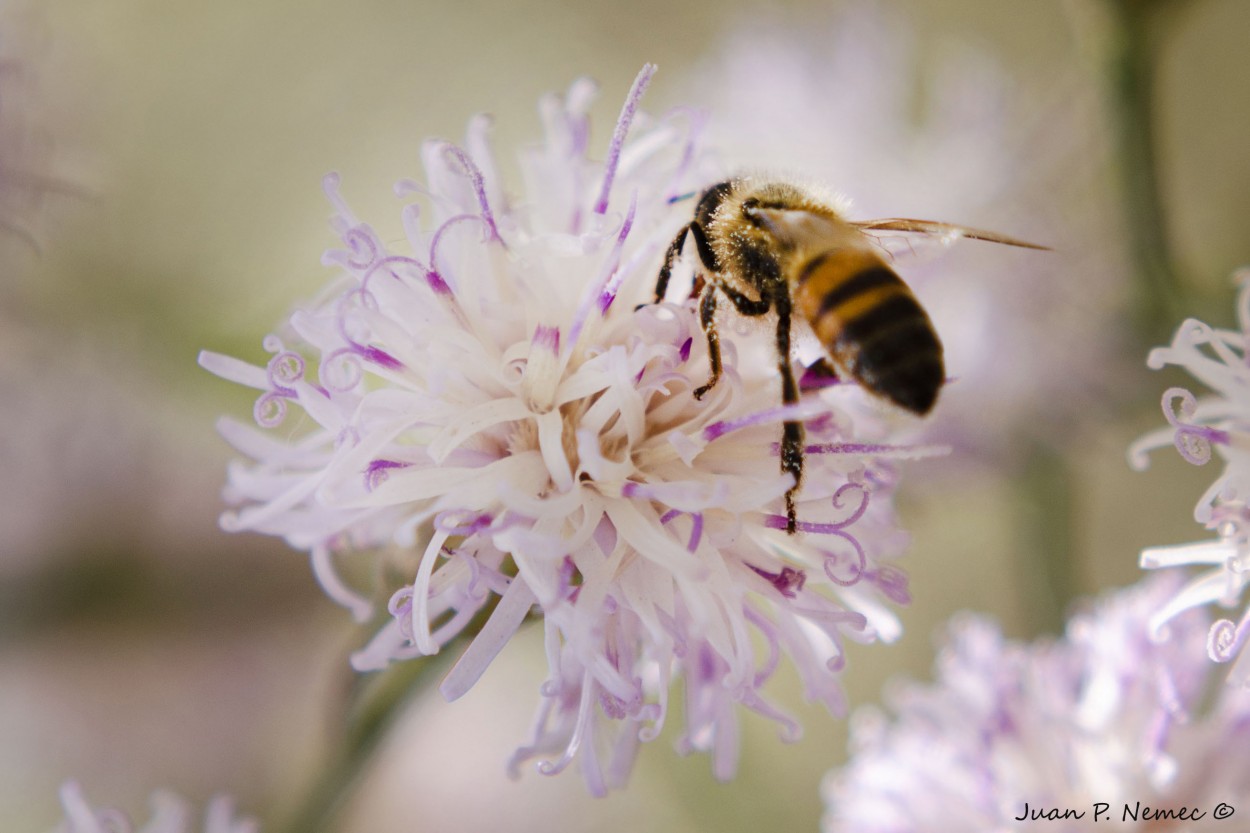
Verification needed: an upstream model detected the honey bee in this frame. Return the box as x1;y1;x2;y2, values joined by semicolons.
654;177;1045;533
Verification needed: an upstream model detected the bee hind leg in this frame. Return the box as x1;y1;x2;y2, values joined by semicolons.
781;420;803;534
773;286;804;535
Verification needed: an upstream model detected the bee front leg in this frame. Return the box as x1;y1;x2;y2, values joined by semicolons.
773;286;804;535
652;224;691;305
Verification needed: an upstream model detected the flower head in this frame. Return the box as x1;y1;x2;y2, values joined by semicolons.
1130;270;1250;685
822;576;1250;832
53;782;256;833
201;68;929;793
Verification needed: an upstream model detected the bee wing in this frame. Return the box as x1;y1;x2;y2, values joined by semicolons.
852;218;1050;251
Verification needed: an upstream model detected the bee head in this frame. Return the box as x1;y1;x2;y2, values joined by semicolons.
694;180;734;228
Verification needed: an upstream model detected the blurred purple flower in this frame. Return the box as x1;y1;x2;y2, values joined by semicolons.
201;68;931;793
0;8;56;253
53;782;256;833
823;576;1250;832
1131;270;1250;685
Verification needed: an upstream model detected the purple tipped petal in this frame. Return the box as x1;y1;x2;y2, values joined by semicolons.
594;64;656;215
532;324;561;354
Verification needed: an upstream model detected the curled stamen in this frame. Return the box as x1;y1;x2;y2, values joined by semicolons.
322;171;356;224
333;289;405;371
334;225;379;270
389;586;416;640
334;287;379;342
743;605;783;686
267;350;305;388
428;212;496;288
454;548;489;600
322;348;365;392
253;391;289;428
764;482;871;534
1208;616;1250;663
357;254;429;293
536;672;596;776
823;540;867;587
441;143;501;242
1163;387;1229;465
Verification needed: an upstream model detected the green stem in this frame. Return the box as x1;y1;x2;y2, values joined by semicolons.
274;652;451;833
1015;442;1079;636
1103;0;1187;340
275;579;512;833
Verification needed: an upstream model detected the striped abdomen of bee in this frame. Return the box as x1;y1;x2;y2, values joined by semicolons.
792;247;944;415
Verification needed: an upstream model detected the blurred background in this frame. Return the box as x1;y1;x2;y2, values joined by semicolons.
4;0;1249;830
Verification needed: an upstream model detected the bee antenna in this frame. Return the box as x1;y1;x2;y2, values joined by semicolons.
666;190;698;205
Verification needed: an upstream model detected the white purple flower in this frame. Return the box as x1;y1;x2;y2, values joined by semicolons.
822;576;1250;832
200;67;932;794
53;782;256;833
1130;270;1250;686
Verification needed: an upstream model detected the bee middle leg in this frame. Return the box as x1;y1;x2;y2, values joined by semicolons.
693;281;771;400
693;286;722;400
